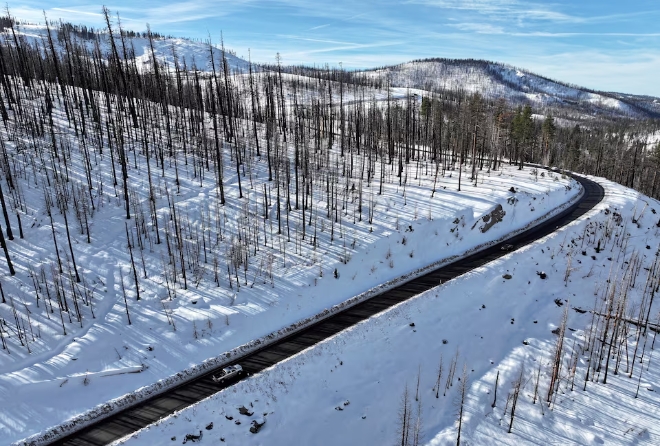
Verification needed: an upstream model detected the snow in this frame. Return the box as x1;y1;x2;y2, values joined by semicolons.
0;66;580;444
117;176;660;446
0;19;656;446
5;20;656;124
368;60;642;119
3;23;251;74
3;157;579;445
646;131;660;149
6;20;660;123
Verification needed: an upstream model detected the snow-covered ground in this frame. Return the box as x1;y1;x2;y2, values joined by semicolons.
0;64;580;444
368;60;647;119
3;18;657;446
117;177;660;446
2;158;578;445
3;23;250;73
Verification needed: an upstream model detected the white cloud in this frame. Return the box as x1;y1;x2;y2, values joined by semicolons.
407;0;582;24
9;1;253;27
110;1;248;25
448;22;505;34
407;0;519;12
51;8;104;18
308;23;331;31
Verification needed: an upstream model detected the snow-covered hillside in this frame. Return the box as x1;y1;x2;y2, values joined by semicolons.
3;147;578;445
367;59;660;120
1;14;658;446
0;41;583;442
6;22;660;121
118;177;660;446
3;23;251;73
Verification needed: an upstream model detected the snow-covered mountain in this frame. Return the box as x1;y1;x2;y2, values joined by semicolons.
3;22;251;73
365;59;660;120
5;22;660;120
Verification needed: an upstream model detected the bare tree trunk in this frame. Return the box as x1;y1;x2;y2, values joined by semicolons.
456;364;468;446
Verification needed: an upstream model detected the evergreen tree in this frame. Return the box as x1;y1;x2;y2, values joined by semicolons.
541;114;556;164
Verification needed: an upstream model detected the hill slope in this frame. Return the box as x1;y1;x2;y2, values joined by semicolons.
4;22;251;73
6;21;660;121
118;176;660;446
364;59;660;120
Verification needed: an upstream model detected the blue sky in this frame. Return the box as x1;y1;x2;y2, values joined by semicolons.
10;0;660;96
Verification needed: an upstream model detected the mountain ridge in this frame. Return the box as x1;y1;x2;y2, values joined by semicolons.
4;19;659;120
362;58;660;120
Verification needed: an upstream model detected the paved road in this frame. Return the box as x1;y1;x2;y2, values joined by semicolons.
49;173;604;446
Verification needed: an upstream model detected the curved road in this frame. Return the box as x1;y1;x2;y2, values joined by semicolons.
50;173;604;446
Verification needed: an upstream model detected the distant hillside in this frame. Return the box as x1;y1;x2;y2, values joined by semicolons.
364;59;660;120
3;19;659;121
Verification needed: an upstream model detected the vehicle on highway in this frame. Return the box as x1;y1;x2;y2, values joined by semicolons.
212;364;244;384
500;244;515;251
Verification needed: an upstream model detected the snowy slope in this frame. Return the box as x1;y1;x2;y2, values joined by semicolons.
0;62;582;444
367;59;659;120
0;16;657;446
4;159;579;445
6;22;660;120
117;176;660;446
3;23;251;73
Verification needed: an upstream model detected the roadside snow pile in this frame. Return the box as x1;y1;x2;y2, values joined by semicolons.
118;177;660;446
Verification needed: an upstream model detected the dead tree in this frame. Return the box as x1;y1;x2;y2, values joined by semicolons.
456;364;469;446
